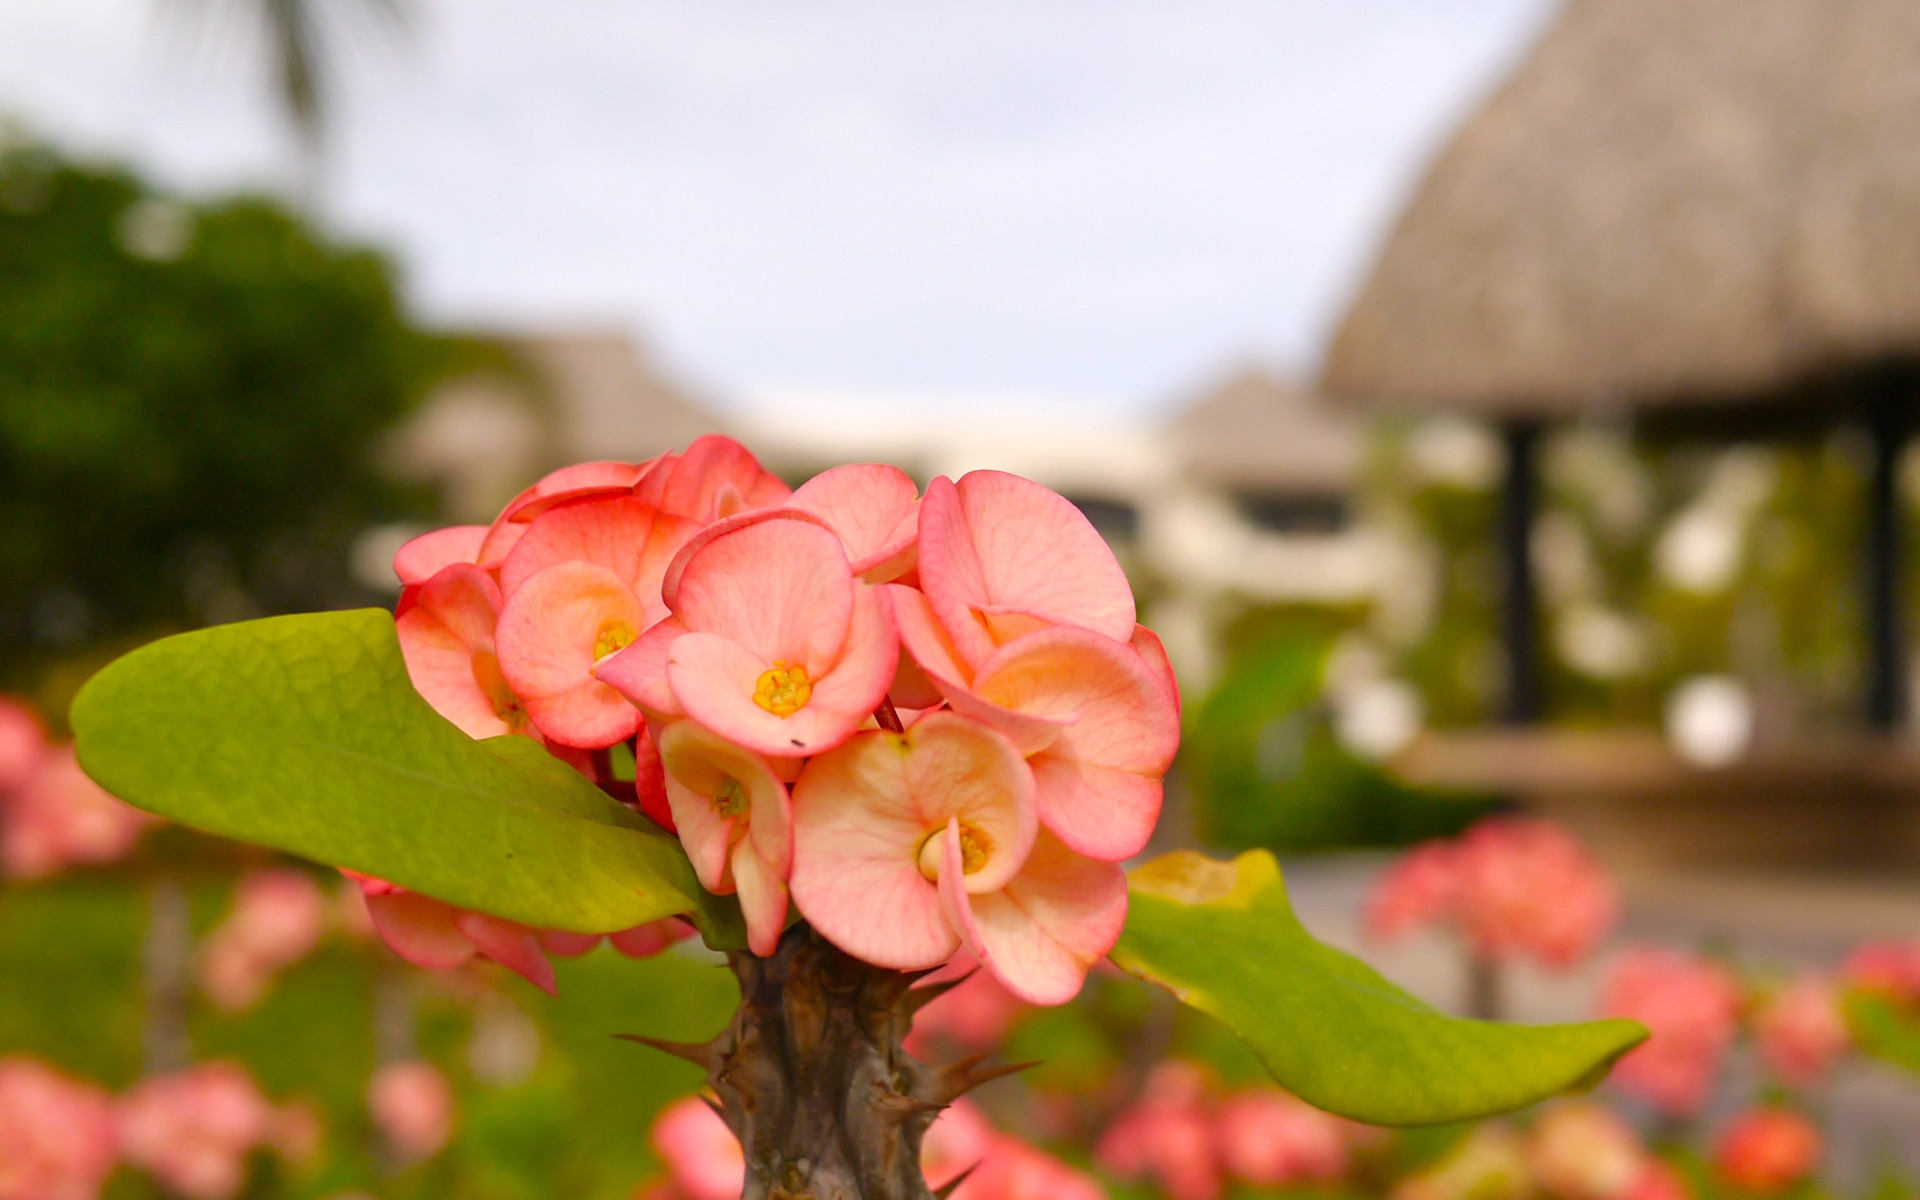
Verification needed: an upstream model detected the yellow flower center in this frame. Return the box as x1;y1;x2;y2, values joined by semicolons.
713;777;748;819
917;826;991;881
593;618;637;662
752;661;813;716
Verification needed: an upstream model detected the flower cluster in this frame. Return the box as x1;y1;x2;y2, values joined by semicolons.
1092;1061;1362;1200
0;697;152;881
391;439;1178;1002
1366;816;1619;969
640;1092;1104;1200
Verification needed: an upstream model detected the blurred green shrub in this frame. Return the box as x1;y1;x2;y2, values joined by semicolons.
0;137;503;702
1183;629;1491;854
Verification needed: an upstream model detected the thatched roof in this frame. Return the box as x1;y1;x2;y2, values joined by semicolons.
1322;0;1920;417
1167;366;1363;492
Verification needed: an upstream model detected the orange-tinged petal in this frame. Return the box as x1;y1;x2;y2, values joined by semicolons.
1131;623;1182;720
918;471;1135;670
497;495;701;619
674;516;854;671
362;891;475;970
787;463;921;580
495;561;646;748
660;507;837;611
393;525;487;585
496;459;660;524
658;720;790;892
887;583;972;689
950;829;1126;1006
395;565;527;740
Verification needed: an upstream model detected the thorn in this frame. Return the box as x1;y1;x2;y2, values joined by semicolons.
701;1095;728;1124
614;1033;715;1070
922;1055;1038;1103
934;1162;980;1199
903;970;975;1016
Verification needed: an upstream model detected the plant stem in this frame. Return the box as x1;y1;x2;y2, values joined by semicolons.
630;923;1013;1200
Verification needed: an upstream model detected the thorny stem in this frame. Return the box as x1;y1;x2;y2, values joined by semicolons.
625;923;1023;1200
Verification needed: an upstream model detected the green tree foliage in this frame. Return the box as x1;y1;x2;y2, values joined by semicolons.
0;138;495;694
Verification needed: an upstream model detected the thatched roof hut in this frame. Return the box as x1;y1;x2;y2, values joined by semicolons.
1323;0;1920;418
1168;366;1362;495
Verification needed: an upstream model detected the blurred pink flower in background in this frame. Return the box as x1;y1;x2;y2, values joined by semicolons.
198;869;329;1010
1367;817;1617;968
1524;1102;1644;1200
368;1060;455;1164
1752;975;1851;1090
906;953;1028;1055
1624;1160;1692;1200
117;1062;277;1200
1713;1107;1821;1194
2;745;153;880
1391;1124;1530;1200
1093;1061;1221;1200
1214;1087;1347;1186
0;1056;118;1200
1842;939;1920;1003
925;1099;1106;1200
650;1094;744;1200
1366;840;1461;940
1597;948;1741;1118
0;697;49;794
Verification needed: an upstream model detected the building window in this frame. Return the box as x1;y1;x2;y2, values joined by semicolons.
1233;491;1349;535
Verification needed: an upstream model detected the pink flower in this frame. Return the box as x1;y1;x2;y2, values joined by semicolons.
651;1095;743;1200
396;563;533;739
0;696;48;796
0;1056;117;1200
1525;1102;1645;1200
790;714;1125;1004
1093;1062;1221;1200
344;872;684;994
597;511;897;759
1215;1088;1348;1187
474;458;663;570
2;745;153;880
1624;1160;1692;1200
1365;840;1462;940
1713;1108;1821;1194
915;471;1137;670
197;869;329;1011
1452;818;1618;968
906;952;1028;1054
1597;948;1742;1118
784;463;921;583
392;524;489;586
655;720;793;956
368;1061;455;1163
631;435;791;525
928;1100;1105;1200
1753;975;1851;1090
117;1062;276;1200
1842;939;1920;1002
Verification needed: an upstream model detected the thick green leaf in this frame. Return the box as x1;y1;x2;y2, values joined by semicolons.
1110;849;1647;1126
70;609;743;947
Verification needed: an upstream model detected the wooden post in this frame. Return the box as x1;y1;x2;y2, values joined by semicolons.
1865;371;1911;731
1500;421;1543;724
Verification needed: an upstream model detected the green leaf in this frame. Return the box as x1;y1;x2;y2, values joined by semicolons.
70;609;743;948
1844;990;1920;1075
1109;849;1647;1126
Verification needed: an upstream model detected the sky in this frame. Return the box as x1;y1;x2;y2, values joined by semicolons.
0;0;1553;415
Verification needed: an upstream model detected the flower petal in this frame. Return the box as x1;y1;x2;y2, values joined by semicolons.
959;830;1126;1006
674;515;855;670
633;434;791;523
362;891;475;970
498;495;702;620
393;525;487;585
787;463;921;580
1130;623;1182;721
917;471;1135;670
593;616;687;719
887;584;972;689
453;910;559;995
495;561;646;748
658;719;791;886
395;565;524;740
732;837;791;957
